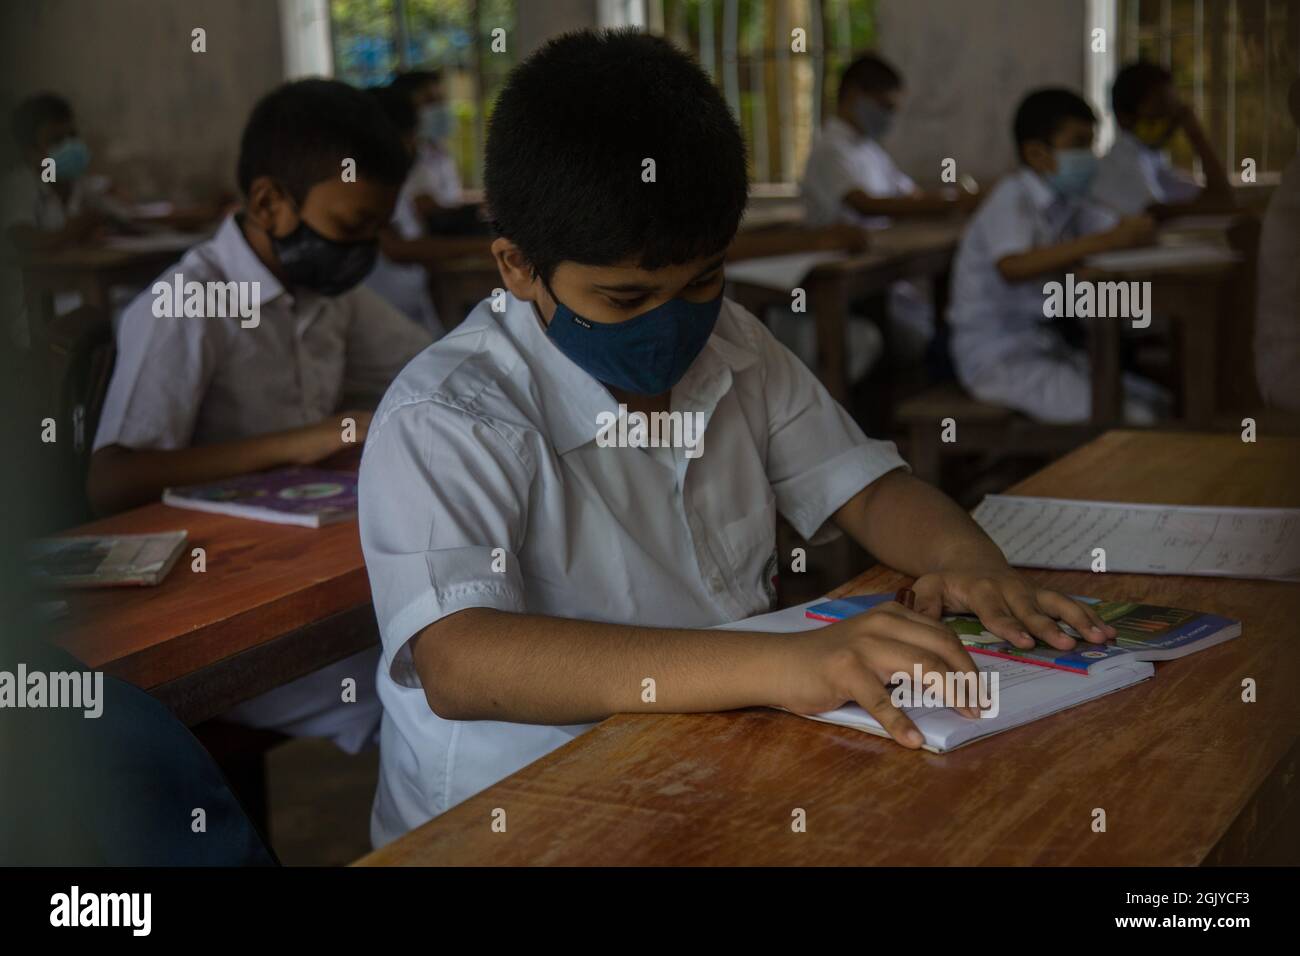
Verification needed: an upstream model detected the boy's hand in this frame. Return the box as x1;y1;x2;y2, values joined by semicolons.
1105;214;1157;251
294;410;373;464
771;601;982;748
910;568;1117;651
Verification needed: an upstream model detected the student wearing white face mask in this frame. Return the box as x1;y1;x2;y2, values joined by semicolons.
947;88;1169;424
801;54;978;365
388;69;480;231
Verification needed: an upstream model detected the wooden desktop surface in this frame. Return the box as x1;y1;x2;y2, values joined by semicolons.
51;503;372;725
359;430;1300;865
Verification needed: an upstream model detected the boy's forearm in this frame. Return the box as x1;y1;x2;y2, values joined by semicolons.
845;190;958;218
996;231;1114;282
833;470;1008;577
87;426;325;515
413;607;784;725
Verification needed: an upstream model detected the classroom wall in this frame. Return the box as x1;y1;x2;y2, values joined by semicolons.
874;0;1090;187
0;0;284;202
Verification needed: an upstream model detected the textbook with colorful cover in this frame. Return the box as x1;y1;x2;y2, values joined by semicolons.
715;592;1239;753
805;593;1240;676
162;467;357;528
29;530;188;588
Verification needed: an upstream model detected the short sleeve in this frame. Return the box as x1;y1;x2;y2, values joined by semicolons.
0;169;39;235
342;287;434;408
757;324;908;541
804;138;865;225
1154;160;1201;204
93;288;220;451
358;398;531;687
981;188;1041;264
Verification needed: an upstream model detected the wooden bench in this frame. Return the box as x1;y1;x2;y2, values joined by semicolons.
897;382;1096;485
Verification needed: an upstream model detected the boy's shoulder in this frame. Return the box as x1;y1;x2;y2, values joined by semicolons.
369;295;774;446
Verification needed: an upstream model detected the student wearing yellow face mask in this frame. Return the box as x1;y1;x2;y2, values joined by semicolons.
1092;60;1232;217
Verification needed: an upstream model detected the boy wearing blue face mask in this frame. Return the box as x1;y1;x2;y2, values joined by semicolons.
801;53;978;363
3;93;101;254
946;87;1166;424
358;32;1118;846
87;79;432;754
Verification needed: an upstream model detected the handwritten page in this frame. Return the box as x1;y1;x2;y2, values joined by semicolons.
972;495;1300;582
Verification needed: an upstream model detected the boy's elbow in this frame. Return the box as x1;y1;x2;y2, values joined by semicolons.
85;446;134;517
411;614;481;721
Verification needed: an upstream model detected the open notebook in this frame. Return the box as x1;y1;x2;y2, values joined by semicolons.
715;600;1154;753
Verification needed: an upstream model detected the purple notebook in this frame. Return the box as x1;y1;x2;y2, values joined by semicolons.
162;467;357;528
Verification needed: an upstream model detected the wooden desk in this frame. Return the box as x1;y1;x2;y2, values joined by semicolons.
359;430;1300;866
726;219;964;402
16;241;200;342
51;504;374;726
1081;255;1244;428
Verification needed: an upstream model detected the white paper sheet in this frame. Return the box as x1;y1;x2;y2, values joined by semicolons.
724;251;847;291
1083;244;1241;272
973;495;1300;581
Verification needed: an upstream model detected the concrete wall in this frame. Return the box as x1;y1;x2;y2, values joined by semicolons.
874;0;1090;186
0;0;284;202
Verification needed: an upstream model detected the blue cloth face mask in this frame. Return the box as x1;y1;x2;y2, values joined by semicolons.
851;97;894;141
49;137;91;181
543;283;723;396
418;104;452;143
1046;148;1099;198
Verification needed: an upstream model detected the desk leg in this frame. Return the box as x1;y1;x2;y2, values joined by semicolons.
1179;306;1218;428
808;274;849;405
1089;314;1123;426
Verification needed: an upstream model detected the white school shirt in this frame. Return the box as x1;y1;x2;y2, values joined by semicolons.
96;213;433;451
1092;130;1201;215
1;166;94;347
800;116;918;230
799;117;932;354
359;292;908;846
1254;150;1300;412
94;213;432;753
947;168;1123;422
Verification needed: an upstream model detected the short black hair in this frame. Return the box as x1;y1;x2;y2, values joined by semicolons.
236;79;411;203
1013;88;1096;159
484;28;748;282
11;93;73;151
838;53;902;102
1111;60;1173;117
391;69;444;96
367;84;416;138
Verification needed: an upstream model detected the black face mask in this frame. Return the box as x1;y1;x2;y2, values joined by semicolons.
270;215;378;297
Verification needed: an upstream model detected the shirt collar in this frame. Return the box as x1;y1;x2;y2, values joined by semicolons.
499;293;757;456
1017;166;1061;212
207;213;289;306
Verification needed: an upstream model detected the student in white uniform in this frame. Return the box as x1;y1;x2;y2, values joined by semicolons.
363;85;444;336
948;88;1168;424
1254;78;1300;413
388;69;473;224
1092;60;1231;217
358;31;1119;847
89;80;432;753
801;53;977;363
2;93;103;346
